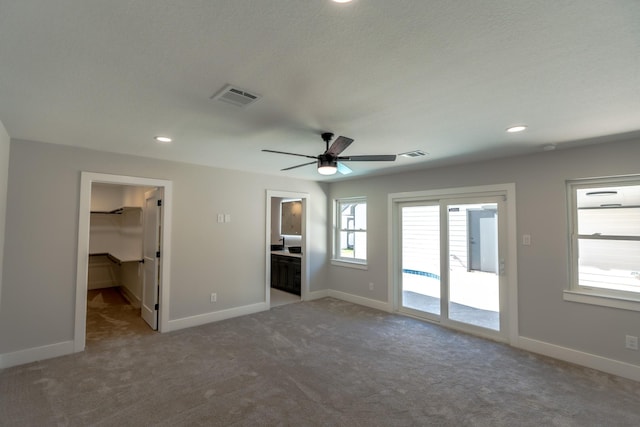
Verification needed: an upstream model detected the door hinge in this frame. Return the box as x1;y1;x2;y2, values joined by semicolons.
156;251;161;258
157;199;162;207
154;303;159;311
140;259;144;264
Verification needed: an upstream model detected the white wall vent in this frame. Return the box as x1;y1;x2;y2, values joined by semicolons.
399;150;427;158
211;84;261;107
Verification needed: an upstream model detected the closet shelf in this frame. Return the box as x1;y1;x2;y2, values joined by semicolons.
90;206;142;215
89;252;143;265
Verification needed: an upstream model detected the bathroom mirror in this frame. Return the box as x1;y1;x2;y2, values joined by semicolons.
281;200;302;235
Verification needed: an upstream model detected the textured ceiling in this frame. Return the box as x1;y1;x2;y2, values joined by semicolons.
0;1;639;181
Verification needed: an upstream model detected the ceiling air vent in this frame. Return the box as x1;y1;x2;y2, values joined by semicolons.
399;150;427;158
211;84;261;107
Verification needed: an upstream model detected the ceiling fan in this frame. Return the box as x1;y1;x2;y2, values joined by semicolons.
262;132;397;176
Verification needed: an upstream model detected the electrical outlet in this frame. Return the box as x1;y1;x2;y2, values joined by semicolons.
210;293;217;303
625;335;638;350
369;282;374;291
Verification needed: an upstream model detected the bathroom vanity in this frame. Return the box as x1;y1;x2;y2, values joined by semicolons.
270;250;301;296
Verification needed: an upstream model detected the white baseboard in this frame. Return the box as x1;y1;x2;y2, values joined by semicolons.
0;340;75;369
119;286;141;309
305;289;329;300
327;290;392;312
323;289;640;382
166;302;268;332
516;336;640;382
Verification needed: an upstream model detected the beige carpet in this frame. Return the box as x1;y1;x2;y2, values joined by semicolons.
85;288;155;344
1;297;639;426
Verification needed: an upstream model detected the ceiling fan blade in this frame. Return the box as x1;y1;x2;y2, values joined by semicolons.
262;149;318;160
325;136;354;156
337;162;353;175
339;154;397;161
281;161;317;171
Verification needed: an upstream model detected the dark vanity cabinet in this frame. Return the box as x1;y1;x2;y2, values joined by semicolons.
271;254;301;295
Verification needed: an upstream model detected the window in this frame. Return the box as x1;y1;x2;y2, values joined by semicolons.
334;198;367;265
566;177;640;310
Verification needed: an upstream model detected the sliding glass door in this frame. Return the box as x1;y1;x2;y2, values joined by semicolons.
400;203;441;318
398;195;506;339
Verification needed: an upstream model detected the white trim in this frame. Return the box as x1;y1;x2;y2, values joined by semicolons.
387;183;519;344
75;172;173;353
327;289;392;312
0;341;74;369
119;285;141;309
265;190;311;305
306;289;330;300
330;259;368;270
566;176;640;307
516;336;640;382
333;196;368;265
563;290;640;312
165;302;268;332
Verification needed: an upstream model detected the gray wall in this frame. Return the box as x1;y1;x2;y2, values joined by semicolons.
328;138;640;367
0;120;9;305
0;139;328;354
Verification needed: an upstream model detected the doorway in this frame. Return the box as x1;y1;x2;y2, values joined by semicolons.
74;172;173;353
390;184;518;343
265;190;310;308
85;183;158;343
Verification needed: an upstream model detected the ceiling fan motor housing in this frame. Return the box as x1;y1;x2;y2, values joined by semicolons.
318;153;337;168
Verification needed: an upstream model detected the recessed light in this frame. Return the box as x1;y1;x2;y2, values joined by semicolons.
506;125;527;133
154;136;172;143
332;0;353;3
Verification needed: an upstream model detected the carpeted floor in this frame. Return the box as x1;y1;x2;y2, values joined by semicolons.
85;288;156;344
1;297;639;426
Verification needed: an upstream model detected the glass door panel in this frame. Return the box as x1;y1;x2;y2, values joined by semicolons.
447;202;500;330
400;204;440;316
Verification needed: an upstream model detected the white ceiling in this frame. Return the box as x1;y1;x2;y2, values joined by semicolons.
1;1;639;181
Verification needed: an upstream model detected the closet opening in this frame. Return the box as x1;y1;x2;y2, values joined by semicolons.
86;184;157;344
74;173;173;353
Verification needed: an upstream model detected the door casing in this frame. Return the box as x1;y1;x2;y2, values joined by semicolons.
265;190;310;305
388;183;518;344
74;172;173;352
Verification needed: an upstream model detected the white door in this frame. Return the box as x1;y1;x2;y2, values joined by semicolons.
142;188;162;330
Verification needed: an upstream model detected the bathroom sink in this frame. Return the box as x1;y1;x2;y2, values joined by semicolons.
288;246;302;254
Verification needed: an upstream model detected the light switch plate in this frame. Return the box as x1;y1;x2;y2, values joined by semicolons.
224;214;231;223
217;214;224;223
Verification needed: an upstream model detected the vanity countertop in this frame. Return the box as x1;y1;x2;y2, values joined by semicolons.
271;250;302;259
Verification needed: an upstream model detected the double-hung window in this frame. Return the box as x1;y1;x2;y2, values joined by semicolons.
334;197;367;266
566;176;640;310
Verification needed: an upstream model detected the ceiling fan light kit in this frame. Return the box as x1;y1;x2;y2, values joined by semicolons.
317;156;338;175
262;132;397;176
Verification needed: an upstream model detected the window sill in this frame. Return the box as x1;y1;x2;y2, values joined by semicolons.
331;259;368;270
563;290;640;312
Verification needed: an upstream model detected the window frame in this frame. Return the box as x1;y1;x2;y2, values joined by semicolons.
564;175;640;311
332;197;368;268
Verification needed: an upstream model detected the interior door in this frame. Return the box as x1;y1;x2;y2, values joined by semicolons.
142;188;162;330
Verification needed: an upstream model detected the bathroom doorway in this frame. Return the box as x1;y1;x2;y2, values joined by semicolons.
265;190;310;308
